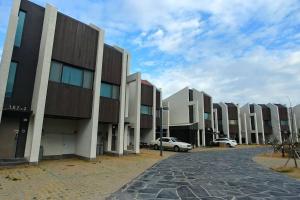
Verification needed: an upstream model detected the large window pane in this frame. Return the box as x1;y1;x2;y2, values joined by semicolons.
141;105;152;115
62;66;83;87
100;83;112;98
14;11;26;47
5;62;18;97
49;61;62;82
83;70;93;89
112;85;120;99
204;112;211;120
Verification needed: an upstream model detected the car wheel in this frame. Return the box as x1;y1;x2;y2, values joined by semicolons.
174;146;180;152
154;144;159;150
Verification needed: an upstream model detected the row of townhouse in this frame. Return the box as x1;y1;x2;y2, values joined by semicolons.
162;87;300;146
1;0;300;166
0;0;164;164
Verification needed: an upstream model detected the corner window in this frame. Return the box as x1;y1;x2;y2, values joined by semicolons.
5;62;18;97
14;11;26;47
141;105;152;115
49;61;62;82
204;112;211;120
100;82;120;100
280;120;289;126
83;71;94;89
49;61;94;89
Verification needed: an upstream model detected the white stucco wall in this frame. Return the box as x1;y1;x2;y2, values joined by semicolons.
164;87;190;126
267;103;282;143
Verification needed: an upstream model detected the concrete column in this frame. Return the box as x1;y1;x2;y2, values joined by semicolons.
24;4;57;163
254;114;259;144
244;113;249;144
107;124;112;151
237;105;242;144
196;129;200;147
76;25;104;159
0;0;21;124
202;129;206;146
113;47;129;155
134;74;141;154
152;86;157;141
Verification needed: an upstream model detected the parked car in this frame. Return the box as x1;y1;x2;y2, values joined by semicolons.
212;138;237;147
150;137;192;152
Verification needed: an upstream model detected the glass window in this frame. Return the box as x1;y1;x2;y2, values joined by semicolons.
100;82;120;99
112;85;120;99
280;120;289;126
5;62;18;97
229;120;238;125
100;83;112;98
14;11;26;47
204;112;211;120
62;66;83;87
141;105;152;115
49;61;62;82
83;70;93;89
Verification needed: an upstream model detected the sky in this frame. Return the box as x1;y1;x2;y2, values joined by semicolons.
1;0;300;106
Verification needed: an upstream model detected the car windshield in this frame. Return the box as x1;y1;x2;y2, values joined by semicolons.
171;138;181;142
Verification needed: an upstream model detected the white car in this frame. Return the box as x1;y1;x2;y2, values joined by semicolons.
213;138;237;147
150;137;192;152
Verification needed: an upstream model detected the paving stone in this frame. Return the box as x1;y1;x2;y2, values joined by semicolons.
110;147;300;199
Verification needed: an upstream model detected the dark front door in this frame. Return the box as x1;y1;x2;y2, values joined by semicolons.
251;133;256;144
111;126;117;151
15;116;29;158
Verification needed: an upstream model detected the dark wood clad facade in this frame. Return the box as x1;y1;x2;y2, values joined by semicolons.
226;103;238;120
52;13;98;70
99;45;123;123
45;82;92;118
260;104;272;135
203;95;211;113
141;84;153;106
45;10;99;118
101;44;122;85
4;0;45;111
140;114;153;129
276;104;289;132
250;104;255;113
98;98;119;124
204;95;212;128
156;90;161;109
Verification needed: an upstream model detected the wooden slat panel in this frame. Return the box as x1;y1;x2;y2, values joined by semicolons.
156;90;161;109
227;105;238;120
52;13;98;70
205;120;212;128
140;114;153;129
141;84;153;106
204;95;211;113
99;97;120;123
45;82;92;118
101;44;122;85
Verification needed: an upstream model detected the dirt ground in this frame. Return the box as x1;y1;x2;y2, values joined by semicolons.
253;152;300;180
0;149;175;200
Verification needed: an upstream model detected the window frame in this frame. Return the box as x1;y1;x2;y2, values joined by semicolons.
5;62;18;98
14;10;26;47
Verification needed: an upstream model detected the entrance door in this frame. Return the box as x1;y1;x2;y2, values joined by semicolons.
111;126;117;151
0;118;19;159
251;133;256;144
15;117;29;158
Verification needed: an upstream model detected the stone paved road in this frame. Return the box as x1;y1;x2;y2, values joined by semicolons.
109;147;300;200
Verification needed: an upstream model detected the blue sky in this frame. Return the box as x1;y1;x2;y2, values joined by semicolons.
1;0;300;105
